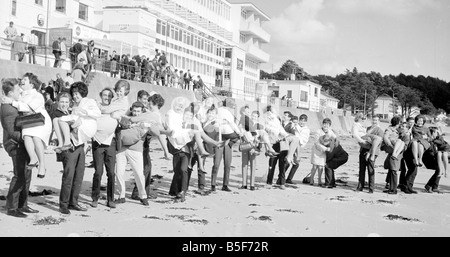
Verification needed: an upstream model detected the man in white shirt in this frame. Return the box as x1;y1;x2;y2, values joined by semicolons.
286;114;311;184
90;88;118;209
27;32;38;64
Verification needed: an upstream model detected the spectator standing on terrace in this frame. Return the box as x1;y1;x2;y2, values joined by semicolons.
4;21;18;40
52;37;62;68
70;39;84;69
27;31;38;64
12;34;27;63
4;22;18;61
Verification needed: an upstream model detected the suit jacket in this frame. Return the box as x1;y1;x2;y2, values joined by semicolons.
326;139;349;170
0;103;23;156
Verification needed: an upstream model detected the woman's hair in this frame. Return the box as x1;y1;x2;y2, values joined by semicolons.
70;82;89;98
415;114;426;124
137;90;150;100
319;135;332;147
322;118;332;125
2;78;19;96
299;114;308;121
354;113;364;122
57;92;72;102
23;72;42;90
391;116;402;126
114;80;130;96
149;94;165;109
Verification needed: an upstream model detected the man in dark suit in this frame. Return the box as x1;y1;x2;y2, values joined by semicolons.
70;39;84;70
1;78;39;218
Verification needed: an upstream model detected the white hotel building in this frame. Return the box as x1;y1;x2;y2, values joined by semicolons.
0;0;271;99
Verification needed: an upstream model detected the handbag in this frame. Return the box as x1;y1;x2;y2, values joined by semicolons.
239;136;255;152
15;105;45;129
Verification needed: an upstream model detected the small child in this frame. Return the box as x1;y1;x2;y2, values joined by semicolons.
310;135;332;186
411;115;432;167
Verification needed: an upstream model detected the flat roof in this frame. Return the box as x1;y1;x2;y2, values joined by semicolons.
232;2;270;21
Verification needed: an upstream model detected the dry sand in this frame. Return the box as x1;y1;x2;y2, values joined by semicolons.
1;122;450;237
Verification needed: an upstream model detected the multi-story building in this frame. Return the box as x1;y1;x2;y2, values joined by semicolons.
265;79;322;112
101;0;271;96
0;0;271;97
0;0;112;68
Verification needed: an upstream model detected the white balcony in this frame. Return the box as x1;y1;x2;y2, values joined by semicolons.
241;42;270;63
240;20;270;43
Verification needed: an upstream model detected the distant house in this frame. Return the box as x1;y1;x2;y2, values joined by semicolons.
321;92;339;110
263;79;322;112
374;94;399;120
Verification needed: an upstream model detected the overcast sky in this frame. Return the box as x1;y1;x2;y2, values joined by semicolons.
228;0;450;82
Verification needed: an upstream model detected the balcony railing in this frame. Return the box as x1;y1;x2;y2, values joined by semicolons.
241;42;270;63
240;20;271;43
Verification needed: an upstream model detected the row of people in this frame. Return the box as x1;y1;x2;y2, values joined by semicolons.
1;73;447;219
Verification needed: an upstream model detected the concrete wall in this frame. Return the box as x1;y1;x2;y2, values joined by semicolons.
0;59;67;85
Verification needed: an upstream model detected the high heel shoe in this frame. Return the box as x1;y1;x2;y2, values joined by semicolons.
26;162;39;170
37;169;47;179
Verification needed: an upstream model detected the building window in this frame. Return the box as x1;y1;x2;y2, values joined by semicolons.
56;0;66;13
287;90;292;98
79;3;88;21
35;0;43;6
300;91;308;102
314;88;318;97
12;0;17;16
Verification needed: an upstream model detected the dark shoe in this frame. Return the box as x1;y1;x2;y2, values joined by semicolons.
250;186;257;191
356;186;363;192
7;209;27;218
404;187;412;194
221;186;232;192
368;189;374;194
286;180;296;185
383;189;390;193
409;189;418;194
210;185;216;192
37;173;45;179
90;200;98;208
115;198;126;204
388;190;398;195
19;207;39;214
424;185;433;193
140;198;149;206
131;195;140;201
398;184;406;191
107;201;116;208
239;185;248;190
68;205;87;212
59;207;71;215
432;188;441;194
327;185;334;189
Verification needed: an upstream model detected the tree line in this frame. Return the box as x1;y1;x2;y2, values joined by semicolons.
261;60;450;117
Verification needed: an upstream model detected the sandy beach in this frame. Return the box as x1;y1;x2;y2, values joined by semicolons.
1;121;450;237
